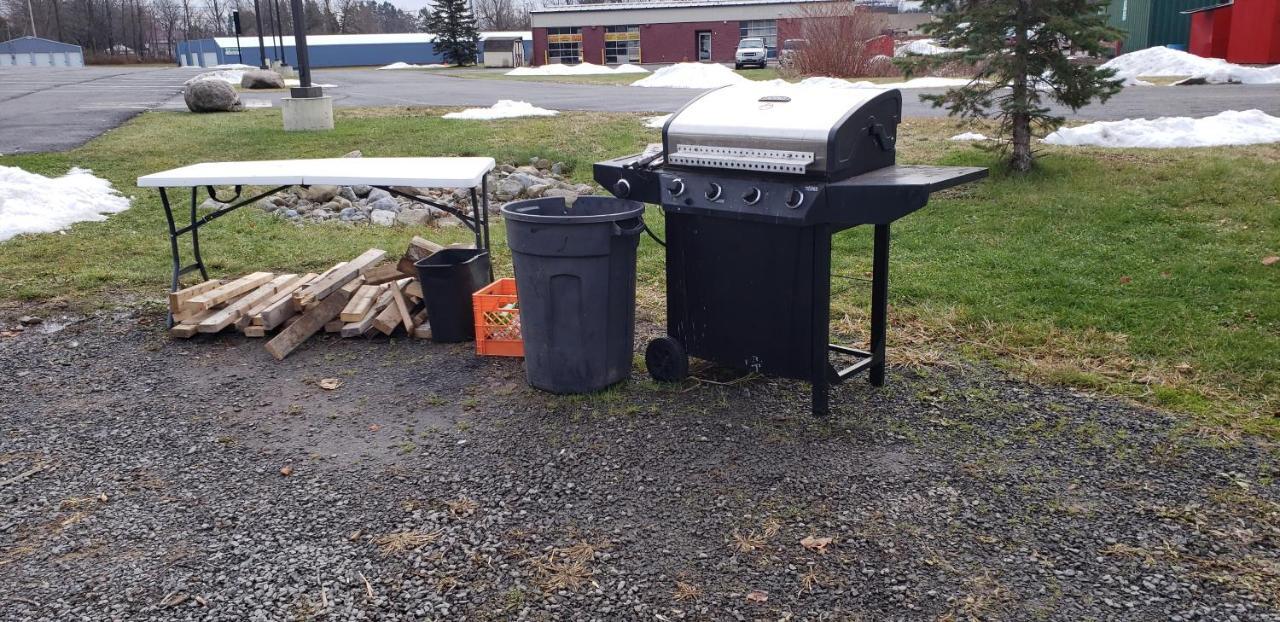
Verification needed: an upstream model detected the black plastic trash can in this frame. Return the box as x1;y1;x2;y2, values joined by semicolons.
502;196;645;393
414;248;492;343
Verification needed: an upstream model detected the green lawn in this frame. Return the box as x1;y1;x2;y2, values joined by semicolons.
1;109;1276;435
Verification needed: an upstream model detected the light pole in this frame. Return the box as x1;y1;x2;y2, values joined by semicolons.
273;0;289;68
280;0;331;130
252;0;268;68
289;0;317;96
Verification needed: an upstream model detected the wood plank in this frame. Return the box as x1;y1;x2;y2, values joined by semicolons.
294;249;386;308
264;282;360;361
404;280;422;300
292;262;347;311
341;289;394;337
170;306;220;335
240;273;317;330
198;274;297;333
362;263;404;286
340;284;384;322
243;325;267;338
324;319;345;333
396;236;446;276
170;324;201;339
390;279;415;333
168;280;222;314
184;272;274;313
412;323;432;339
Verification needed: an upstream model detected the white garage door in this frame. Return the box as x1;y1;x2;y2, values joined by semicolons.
202;52;218;67
33;52;50;66
69;52;83;67
0;54;11;67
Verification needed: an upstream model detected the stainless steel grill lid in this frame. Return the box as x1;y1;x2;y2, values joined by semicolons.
661;83;902;179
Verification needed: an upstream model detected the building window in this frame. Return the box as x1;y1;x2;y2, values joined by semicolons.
739;19;777;57
547;26;582;63
604;25;641;64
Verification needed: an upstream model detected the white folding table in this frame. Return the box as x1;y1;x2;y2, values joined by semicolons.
137;157;495;297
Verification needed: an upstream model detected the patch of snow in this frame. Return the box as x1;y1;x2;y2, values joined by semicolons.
1042;110;1280;148
442;100;559;120
185;68;246;85
643;114;671;129
631;63;750;88
378;61;450;70
950;132;990;141
761;76;972;89
506;62;650;76
0;166;132;242
284;79;337;88
1101;47;1280;85
242;99;273;108
895;38;960;57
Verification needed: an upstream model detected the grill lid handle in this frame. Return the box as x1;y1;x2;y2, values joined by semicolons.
869;120;896;152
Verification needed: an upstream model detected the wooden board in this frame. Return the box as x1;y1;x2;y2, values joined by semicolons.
240;273;316;330
293;262;347;311
168;280;222;314
340;284;384;322
404;280;423;300
243;325;266;338
362;263;404;286
170;307;220;337
264;280;362;361
198;274;297;333
397;236;446;276
184;272;274;313
294;249;386;308
324;319;345;333
341;289;394;337
389;280;415;333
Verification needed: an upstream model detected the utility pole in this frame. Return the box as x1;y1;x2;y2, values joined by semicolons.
26;0;38;37
253;0;268;68
273;0;289;67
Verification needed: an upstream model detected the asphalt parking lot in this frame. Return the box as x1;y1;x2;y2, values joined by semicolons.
4;64;1280;154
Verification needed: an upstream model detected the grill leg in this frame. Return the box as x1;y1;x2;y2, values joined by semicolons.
869;223;890;386
812;226;832;417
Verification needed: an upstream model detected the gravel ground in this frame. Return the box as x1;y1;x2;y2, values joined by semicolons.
2;307;1278;621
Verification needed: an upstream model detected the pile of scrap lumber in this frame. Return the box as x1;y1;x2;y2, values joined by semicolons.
168;237;461;360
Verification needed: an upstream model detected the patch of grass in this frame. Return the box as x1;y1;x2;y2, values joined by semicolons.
374;529;442;555
0;110;1276;435
440;64;784;86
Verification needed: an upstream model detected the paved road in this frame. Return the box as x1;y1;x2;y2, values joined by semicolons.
4;65;1280;154
0;66;185;154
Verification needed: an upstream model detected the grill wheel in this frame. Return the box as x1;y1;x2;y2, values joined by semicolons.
645;336;689;382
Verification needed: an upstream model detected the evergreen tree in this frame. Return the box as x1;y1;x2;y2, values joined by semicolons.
423;0;479;66
899;0;1124;171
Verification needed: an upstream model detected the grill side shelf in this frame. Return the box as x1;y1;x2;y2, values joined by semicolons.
822;165;988;227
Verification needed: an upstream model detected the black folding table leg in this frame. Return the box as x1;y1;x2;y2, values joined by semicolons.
869;223;890;386
160;188;181;295
189;187;209;281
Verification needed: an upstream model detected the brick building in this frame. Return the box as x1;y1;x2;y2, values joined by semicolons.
528;0;931;66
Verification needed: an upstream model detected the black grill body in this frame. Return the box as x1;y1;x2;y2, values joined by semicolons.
595;86;987;415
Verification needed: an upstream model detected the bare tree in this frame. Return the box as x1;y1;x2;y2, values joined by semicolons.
783;2;890;79
472;0;529;30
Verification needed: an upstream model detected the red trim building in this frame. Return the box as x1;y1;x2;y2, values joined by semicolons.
1186;0;1280;63
528;0;930;66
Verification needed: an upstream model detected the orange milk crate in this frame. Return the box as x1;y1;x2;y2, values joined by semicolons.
472;278;523;357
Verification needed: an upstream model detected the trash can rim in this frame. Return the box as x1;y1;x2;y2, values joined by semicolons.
501;196;644;225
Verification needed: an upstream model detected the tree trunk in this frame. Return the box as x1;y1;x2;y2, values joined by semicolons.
1009;112;1033;172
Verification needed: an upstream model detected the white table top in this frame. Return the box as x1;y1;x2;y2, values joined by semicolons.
137;157;496;189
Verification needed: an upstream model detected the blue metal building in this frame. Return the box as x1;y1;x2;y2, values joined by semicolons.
0;36;85;67
175;32;532;68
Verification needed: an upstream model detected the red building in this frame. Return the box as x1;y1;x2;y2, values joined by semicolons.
1186;0;1280;63
528;0;931;66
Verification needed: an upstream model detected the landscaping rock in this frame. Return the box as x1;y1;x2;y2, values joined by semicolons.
353;185;373;198
367;188;391;202
495;178;525;201
302;185;338;203
396;209;433;227
526;184;550;198
551;162;565;175
183;80;243;113
338;186;358;202
543;188;578;205
369;209;397;226
342;150;363;158
369;197;399;213
198;197;228;211
338;206;366;222
240;69;286;89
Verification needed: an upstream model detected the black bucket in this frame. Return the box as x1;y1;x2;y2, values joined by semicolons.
414;248;492;343
502;196;645;393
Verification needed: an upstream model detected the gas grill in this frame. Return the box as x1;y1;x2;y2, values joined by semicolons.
594;83;987;416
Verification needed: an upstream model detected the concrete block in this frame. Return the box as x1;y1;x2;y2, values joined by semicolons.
282;96;334;131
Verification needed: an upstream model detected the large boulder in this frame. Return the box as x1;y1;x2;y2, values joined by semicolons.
184;80;243;113
240;69;286;89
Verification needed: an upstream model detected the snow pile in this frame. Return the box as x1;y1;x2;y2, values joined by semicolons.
378;61;449;70
643;114;671;129
507;62;650;76
185;68;247;85
763;76;971;89
442;100;559;120
631;63;749;88
896;38;960;57
0;165;132;242
1042;110;1280;148
284;78;337;88
1101;47;1280;84
950;132;990;141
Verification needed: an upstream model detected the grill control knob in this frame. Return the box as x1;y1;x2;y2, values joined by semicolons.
667;178;685;197
705;182;723;201
613;178;631;198
741;187;762;206
784;189;805;209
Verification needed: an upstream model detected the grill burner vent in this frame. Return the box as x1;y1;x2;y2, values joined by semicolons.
668;145;815;175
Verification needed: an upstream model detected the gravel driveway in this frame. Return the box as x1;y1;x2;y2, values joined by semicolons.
2;308;1277;621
